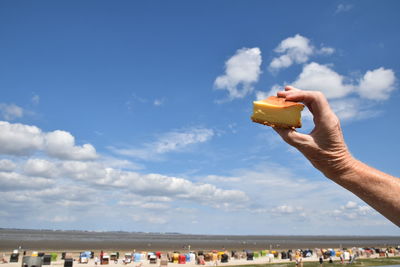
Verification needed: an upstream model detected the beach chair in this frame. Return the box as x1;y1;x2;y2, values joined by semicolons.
221;254;228;263
197;255;205;265
43;255;51;265
123;258;132;265
64;258;73;267
160;254;168;267
10;251;19;263
123;253;132;264
80;257;89;264
102;255;110;265
150;255;157;264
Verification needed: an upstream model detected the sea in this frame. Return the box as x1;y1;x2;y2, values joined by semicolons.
0;228;399;251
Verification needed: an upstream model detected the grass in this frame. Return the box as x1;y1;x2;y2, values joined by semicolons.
225;257;400;267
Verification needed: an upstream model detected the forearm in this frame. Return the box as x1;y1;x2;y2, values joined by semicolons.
326;157;400;226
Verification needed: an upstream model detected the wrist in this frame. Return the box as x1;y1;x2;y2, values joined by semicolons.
321;152;359;181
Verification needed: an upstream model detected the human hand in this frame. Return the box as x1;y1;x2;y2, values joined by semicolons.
273;86;355;179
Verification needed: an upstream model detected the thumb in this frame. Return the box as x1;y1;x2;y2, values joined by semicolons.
273;127;312;148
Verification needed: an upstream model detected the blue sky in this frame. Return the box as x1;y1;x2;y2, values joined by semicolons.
1;0;399;235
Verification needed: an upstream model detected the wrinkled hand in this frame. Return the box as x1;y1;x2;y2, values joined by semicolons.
274;86;355;179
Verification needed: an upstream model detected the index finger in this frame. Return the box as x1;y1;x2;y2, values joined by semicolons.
277;87;334;122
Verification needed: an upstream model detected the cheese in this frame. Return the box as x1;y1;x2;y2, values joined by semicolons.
251;96;304;128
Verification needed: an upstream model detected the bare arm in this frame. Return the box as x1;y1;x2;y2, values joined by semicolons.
273;86;400;226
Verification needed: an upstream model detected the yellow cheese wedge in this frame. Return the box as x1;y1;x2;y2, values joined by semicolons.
251;96;304;128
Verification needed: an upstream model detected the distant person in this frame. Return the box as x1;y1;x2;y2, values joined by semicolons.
272;86;400;226
1;254;8;264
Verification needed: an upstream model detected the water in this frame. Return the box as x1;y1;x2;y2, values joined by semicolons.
0;229;399;251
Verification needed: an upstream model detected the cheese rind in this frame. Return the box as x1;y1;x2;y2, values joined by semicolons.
251;96;304;128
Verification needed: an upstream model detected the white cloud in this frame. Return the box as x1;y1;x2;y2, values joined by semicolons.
45;130;97;160
99;156;143;170
131;214;168;224
118;195;171;210
336;4;353;14
214;47;262;100
317;46;335;55
0;103;24;121
293;62;353;99
153;128;214;154
3;157;246;211
344;201;358;209
0;171;54;191
0;159;17;172
23;158;57;178
330;98;381;121
357;67;396;100
0;121;44;155
330;201;376;220
255;84;282;100
269;34;335;72
153;98;164;106
202;175;241;183
272;205;304;215
111;127;214;160
0;121;97;160
286;63;397;121
47;215;76;223
269;34;314;71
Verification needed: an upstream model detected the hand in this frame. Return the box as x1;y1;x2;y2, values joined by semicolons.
272;86;400;226
273;86;355;179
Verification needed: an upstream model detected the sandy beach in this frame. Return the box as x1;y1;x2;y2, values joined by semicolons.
1;230;399;267
0;250;398;267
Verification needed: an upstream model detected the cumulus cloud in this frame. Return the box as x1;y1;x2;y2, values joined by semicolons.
214;47;262;100
0;159;17;172
269;34;314;71
330;201;376;220
56;161;249;208
0;121;97;160
286;63;396;121
293;62;353;99
23;158;57;178
0;156;249;218
0;103;24;121
269;34;334;72
0;121;44;155
45;130;97;160
357;67;396;100
329;98;380;121
111;127;214;160
0;171;54;191
118;195;173;210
